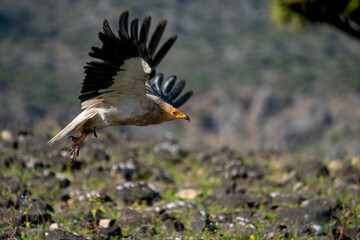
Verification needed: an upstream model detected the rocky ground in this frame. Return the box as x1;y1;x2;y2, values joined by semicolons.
0;128;359;239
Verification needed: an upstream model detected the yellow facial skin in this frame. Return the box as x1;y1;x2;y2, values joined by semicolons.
169;109;190;122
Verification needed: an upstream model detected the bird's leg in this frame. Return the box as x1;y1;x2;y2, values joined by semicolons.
68;133;87;160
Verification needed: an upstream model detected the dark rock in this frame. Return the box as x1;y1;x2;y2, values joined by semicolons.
263;224;289;240
59;194;71;203
27;174;58;191
339;165;360;183
162;200;197;211
191;218;206;232
156;208;185;234
220;222;256;236
270;193;306;207
154;136;186;163
0;154;25;168
115;181;161;205
110;157;140;181
149;165;174;183
83;166;109;181
213;181;236;197
190;211;215;233
62;159;83;171
295;161;329;180
216;193;260;209
162;218;185;234
212;210;256;224
0;193;11;208
0;175;26;195
44;229;84;240
96;225;122;240
117;207;154;227
131;224;156;239
21;212;52;226
71;219;94;230
278;197;337;224
93;147;110;161
203;146;240;165
58;178;71;188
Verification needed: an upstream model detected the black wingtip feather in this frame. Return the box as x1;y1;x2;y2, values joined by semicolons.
173;91;193;108
148;20;167;58
119;11;130;41
152;35;177;67
139;16;151;47
146;74;192;108
130;19;139;43
154;73;164;92
163;76;176;95
170;80;186;100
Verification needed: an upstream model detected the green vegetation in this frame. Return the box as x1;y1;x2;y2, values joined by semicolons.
271;0;360;40
1;136;359;238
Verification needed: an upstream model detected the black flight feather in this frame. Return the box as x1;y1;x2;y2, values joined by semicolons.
154;74;163;93
139;16;151;47
130;19;139;44
79;11;177;103
118;11;130;41
146;74;193;108
169;80;186;100
173;91;193;108
152;36;177;68
163;76;176;96
148;20;167;58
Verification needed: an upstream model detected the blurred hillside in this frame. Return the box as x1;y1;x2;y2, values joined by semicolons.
1;0;360;157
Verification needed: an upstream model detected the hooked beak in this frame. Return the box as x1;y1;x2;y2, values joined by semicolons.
175;111;190;122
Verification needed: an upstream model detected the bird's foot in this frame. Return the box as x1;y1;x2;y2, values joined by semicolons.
68;133;86;161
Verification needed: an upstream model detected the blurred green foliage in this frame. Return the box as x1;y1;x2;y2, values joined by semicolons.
271;0;360;39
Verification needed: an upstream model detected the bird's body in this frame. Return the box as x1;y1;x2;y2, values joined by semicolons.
48;11;192;159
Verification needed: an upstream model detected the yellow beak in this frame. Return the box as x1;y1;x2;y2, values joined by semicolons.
176;112;190;122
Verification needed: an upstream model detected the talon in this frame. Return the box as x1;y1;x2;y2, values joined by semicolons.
68;133;87;160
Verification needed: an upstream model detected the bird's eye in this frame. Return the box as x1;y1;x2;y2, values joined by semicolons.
171;110;177;115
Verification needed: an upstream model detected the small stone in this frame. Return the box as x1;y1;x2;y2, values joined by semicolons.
99;219;112;228
311;224;323;235
1;130;13;141
328;160;343;171
292;182;303;192
175;189;200;200
49;223;59;231
351;156;360;168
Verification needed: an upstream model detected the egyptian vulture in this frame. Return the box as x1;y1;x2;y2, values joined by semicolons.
47;11;193;159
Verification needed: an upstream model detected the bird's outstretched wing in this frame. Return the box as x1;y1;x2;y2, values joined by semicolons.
146;74;193;108
80;11;177;108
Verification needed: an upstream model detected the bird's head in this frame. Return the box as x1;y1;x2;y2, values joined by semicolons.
168;108;190;122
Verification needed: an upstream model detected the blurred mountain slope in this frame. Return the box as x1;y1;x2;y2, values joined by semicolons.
1;0;360;156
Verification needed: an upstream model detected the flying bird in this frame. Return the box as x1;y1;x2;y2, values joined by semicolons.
47;11;193;160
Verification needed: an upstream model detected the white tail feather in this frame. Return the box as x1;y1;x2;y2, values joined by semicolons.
47;110;96;146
